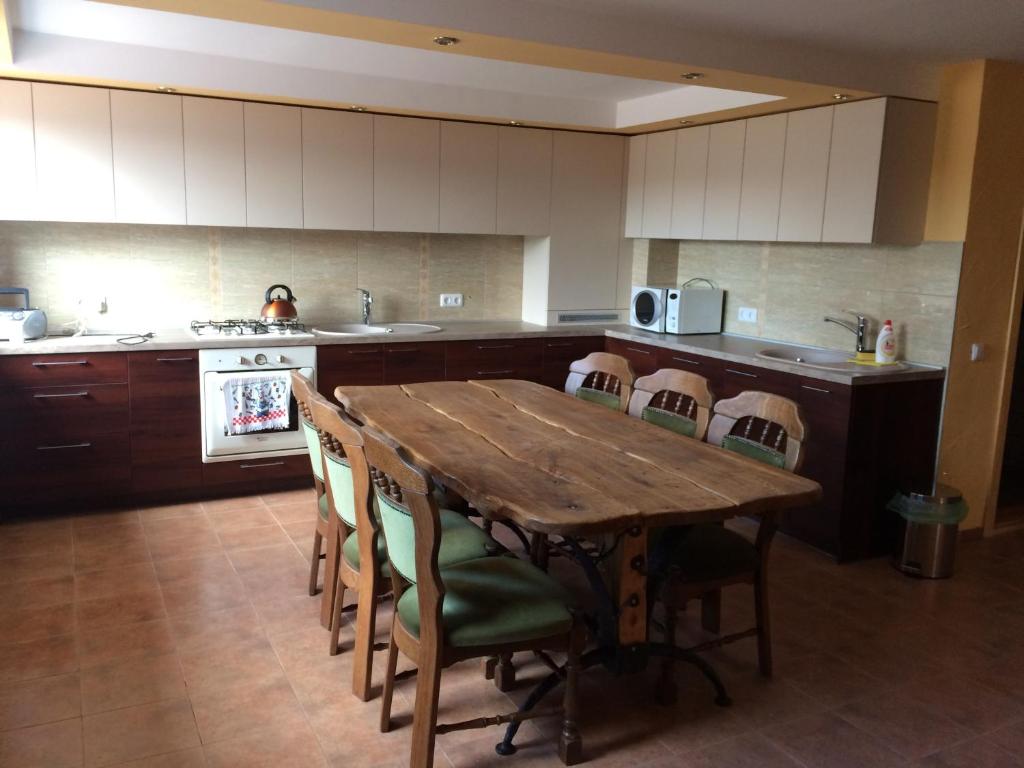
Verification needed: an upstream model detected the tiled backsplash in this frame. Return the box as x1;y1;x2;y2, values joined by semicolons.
633;239;963;366
0;223;524;330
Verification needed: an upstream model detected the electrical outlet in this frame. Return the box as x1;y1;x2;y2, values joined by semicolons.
439;293;463;308
738;307;758;323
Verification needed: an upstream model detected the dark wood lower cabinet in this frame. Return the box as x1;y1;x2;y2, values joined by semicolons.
316;344;384;398
539;336;606;389
445;339;543;382
607;336;944;562
201;454;310;490
383;342;446;384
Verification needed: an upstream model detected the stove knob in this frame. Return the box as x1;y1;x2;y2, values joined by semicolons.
236;355;246;365
275;355;285;364
254;353;268;366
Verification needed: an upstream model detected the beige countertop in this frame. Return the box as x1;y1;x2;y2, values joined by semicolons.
1;321;943;386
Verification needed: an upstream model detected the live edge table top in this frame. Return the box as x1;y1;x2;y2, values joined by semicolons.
334;379;821;538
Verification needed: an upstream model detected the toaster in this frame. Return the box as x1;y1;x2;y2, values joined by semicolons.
0;288;48;341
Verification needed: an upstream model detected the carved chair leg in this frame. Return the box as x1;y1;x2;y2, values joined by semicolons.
351;572;379;701
328;577;346;656
482;656;498;680
701;589;722;634
558;625;584;765
754;574;773;678
409;654;443;768
380;629;400;733
655;602;679;706
308;530;323;596
530;532;550;571
495;653;516;692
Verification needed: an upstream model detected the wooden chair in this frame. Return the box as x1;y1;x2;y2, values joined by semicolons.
360;426;586;768
290;371;332;598
627;368;713;440
564;351;634;413
654;390;807;697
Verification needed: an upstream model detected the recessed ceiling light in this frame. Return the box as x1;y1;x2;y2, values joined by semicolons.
156;85;176;93
348;105;367;112
833;93;851;100
509;120;522;126
433;35;460;46
681;72;705;80
678;119;693;125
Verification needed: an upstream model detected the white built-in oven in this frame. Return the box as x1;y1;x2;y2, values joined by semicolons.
199;346;316;463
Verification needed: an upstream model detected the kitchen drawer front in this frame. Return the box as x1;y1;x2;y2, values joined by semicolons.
0;352;129;387
655;347;723;388
604;338;660;377
716;359;794;398
539;336;605;389
445;339;543;381
202;454;310;488
317;344;384;397
4;432;132;503
383;342;446;384
2;383;130;436
128;350;198;387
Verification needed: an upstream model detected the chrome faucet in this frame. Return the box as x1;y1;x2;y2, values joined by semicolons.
824;311;873;354
357;288;373;325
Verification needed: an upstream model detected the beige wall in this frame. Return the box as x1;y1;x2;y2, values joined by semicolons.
0;222;524;330
632;238;963;367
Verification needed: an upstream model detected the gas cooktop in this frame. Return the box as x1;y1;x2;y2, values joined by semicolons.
189;319;314;339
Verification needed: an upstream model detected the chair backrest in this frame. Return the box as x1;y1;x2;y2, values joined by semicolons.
628;368;713;440
564;351;635;412
706;390;807;472
308;396;384;572
291;370;324;483
359;426;444;644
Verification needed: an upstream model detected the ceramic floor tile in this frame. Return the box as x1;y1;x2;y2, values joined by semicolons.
674;733;808;767
0;602;74;644
987;719;1024;756
0;575;75;612
216;524;292;551
261;489;317;507
268;501;320;524
160;574;248;618
0;553;73;585
915;738;1024;767
765;712;909;768
201;496;266;514
206;506;279;531
72;509;141;530
202;720;327;767
0;718;83;768
0;673;81;730
74;564;159;602
189;677;306;745
177;632;285;693
0;634;78;684
106;747;206;767
79;653;185;716
83;699;199;767
74;588;167;633
76;619;177;670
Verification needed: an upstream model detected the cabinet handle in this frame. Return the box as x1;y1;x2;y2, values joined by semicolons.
33;391;89;399
476;344;515;350
725;368;758;378
32;360;89;367
546;342;573;348
626;347;652;355
387;349;419;354
670;356;701;366
156;356;194;362
239;461;286;469
476;370;515;376
801;384;832;394
37;442;92;451
347;349;380;355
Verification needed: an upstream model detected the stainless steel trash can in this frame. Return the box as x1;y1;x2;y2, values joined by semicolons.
893;485;964;579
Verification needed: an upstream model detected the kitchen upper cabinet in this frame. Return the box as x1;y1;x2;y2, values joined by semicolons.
777;106;833;242
737;113;786;241
374;115;440;233
244;102;303;229
623;135;646;237
702;120;746;240
548;132;625;311
640;130;675;238
301;108;373;230
110;91;186;225
0;80;37;220
32;83;115;223
496;126;552;235
440;121;498;234
822;99;886;243
182;97;246;227
670;125;709;239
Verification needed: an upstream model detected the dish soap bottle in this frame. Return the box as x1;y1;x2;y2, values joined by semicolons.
876;320;897;363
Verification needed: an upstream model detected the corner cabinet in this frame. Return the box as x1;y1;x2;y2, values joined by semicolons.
624;97;937;245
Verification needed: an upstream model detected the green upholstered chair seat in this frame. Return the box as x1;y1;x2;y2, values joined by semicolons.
642;406;698;437
575;386;621;411
342;530;391;578
721;434;786;468
669;524;759;583
397;556;573;647
318;493;329;521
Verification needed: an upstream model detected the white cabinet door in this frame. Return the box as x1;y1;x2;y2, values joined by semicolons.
496;126;552;235
737;113;786;241
777;106;833;242
702;120;746;240
110;91;186;225
822;99;886;243
640;130;675;238
373;115;440;233
623;135;646;237
549;132;625;310
244;102;303;229
670;125;709;239
33;83;115;223
301;108;373;230
0;80;37;220
440;121;498;234
182;97;246;227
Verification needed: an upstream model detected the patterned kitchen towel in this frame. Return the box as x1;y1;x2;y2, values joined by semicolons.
222;373;292;435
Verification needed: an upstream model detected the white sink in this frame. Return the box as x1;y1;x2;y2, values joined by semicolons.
756;347;858;372
312;322;442;336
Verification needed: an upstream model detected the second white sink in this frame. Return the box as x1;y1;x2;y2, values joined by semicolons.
757;347;857;371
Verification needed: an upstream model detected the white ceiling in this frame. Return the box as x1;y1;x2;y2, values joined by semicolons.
4;0;783;129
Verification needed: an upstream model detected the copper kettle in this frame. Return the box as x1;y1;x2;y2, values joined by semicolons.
261;284;298;320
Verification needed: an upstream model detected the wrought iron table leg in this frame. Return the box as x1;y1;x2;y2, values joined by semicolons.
646;643;732;707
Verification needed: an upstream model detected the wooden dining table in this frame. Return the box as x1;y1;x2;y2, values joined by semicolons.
334;378;821;753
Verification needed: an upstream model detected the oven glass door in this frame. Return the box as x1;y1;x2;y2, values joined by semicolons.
203;366;314;459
